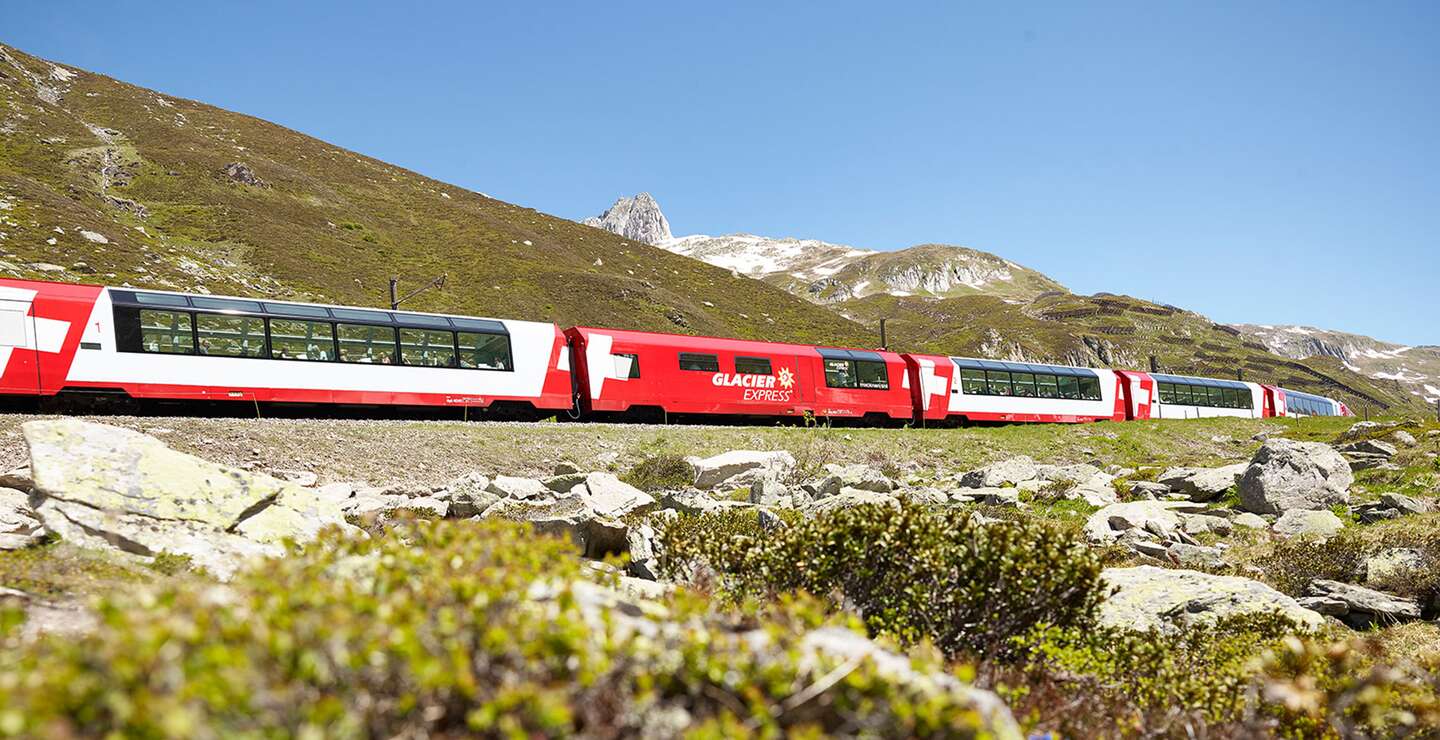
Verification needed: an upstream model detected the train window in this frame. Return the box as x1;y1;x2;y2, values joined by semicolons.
138;309;194;354
332;308;392;323
196;314;266;358
263;302;330;319
134;293;190;308
735;356;772;375
270;319;334;361
1078;377;1102;401
678;353;720;372
611;352;640;379
1156;382;1173;404
1036;374;1059;398
1221;388;1238;408
1237;388;1253;408
1208;387;1225;407
1011;372;1037;397
457;332;512;371
191;296;263;313
856;360;889;390
960;369;987;395
337;323;396;364
1057;375;1080;400
394;313;451;329
824;359;855;388
399;328;456;368
985;370;1013;396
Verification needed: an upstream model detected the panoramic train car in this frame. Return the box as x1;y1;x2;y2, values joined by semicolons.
566;326;914;422
0;278;574;415
903;354;1130;424
1278;387;1350;417
1147;373;1274;420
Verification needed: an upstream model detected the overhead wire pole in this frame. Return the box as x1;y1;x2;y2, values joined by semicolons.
389;274;447;310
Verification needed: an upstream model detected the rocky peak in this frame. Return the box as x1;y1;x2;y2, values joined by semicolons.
582;192;673;246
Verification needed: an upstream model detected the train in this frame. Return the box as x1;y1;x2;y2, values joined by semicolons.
0;277;1350;423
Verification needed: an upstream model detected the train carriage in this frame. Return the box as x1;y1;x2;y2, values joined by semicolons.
0;278;573;415
903;354;1130;424
1277;387;1349;417
566;326;914;423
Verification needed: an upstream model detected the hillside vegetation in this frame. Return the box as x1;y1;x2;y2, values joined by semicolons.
0;45;869;346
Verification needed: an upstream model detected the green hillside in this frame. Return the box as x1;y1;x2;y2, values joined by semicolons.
840;291;1425;414
0;44;869;346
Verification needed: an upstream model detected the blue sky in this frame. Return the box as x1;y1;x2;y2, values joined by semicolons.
7;1;1438;344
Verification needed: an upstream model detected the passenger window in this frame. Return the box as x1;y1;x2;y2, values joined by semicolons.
611;352;639;379
1011;372;1036;397
1057;376;1080;400
960;369;987;395
824;359;856;388
458;332;512;371
337;323;396;364
139;309;194;354
1078;377;1102;401
986;370;1014;396
855;360;889;390
1036;374;1059;398
679;352;720;372
271;319;334;361
196;314;266;357
735;356;772;375
1156;382;1173;403
399;328;456;367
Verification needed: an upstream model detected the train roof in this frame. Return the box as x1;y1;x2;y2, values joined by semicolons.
568;325;899;359
1149;372;1250;390
948;357;1101;378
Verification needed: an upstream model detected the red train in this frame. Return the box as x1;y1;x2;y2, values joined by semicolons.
0;278;1350;423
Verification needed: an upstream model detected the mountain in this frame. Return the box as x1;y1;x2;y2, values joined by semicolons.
1236;324;1440;405
585;193;1067;304
583;193;1427;414
0;44;871;347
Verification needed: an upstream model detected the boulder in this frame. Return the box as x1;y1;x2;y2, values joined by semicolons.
486;475;551;500
1067;472;1119;506
270;469;319;487
1231;512;1270;530
688;450;795;490
749;476;791;507
822;463;897;493
1084;500;1200;544
1179;513;1233;537
233;486;356;543
552;460;581;475
959;456;1037;489
1379;492;1428;515
436;472;498;517
1157;463;1247;502
543;472;589;494
802;474;843;499
0;486;45;550
480;495;628;558
313;482;355;505
1339;439;1397;458
1099;566;1324;633
658;490;753;515
581;472;655;518
626;521;661;581
1299;579;1421;628
805;488;898;515
1167;542;1227;569
1237;439;1352;515
1128;481;1171;500
1271;509;1344;540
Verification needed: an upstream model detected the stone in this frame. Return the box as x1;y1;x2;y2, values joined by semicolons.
313;482;355;504
1084;500;1200;544
1167;542;1227;569
1364;548;1425;585
438;472;498;517
480;495;628;558
1128;481;1171;500
581;192;674;246
959;456;1037;489
581;472;655;518
1157;463;1247;502
0;486;44;550
1066;472;1119;506
270;469;318;487
543;472;589;493
901;486;949;506
822;463;897;493
343;493;411;517
688;450;795;490
658;490;736;515
1237;439;1352;515
0;465;33;491
1272;509;1344;540
1379;492;1428;516
1300;579;1421;628
804;488;898;515
486;475;551;500
969;487;1022;507
552;460;581;475
222;161;266;187
233;486;357;544
1231;512;1270;529
626;522;661;580
749;476;792;506
1099;566;1324;633
1390;430;1417;447
1339;439;1397;458
1179;513;1233;537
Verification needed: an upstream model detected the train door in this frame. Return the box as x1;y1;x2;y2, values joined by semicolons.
1261;388;1277;418
0;298;39;395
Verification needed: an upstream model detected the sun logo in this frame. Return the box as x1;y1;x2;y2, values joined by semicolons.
777;367;795;389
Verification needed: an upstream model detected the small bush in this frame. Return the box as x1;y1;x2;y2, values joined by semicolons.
621;453;693;491
661;502;1106;663
1249;514;1440;609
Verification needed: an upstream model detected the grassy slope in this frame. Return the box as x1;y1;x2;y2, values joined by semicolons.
839;291;1426;414
0;44;869;345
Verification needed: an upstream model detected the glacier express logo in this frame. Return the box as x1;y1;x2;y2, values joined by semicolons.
712;367;795;403
778;367;795;389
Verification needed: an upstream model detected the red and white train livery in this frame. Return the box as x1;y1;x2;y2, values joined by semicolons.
0;278;1351;424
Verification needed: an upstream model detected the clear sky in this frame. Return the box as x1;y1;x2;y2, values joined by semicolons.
7;1;1438;344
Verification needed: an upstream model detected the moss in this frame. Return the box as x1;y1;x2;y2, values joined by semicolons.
0;541;150;598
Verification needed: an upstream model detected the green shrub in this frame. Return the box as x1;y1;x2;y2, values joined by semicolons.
1249;514;1440;609
0;519;1000;738
660;502;1106;662
621;453;693;491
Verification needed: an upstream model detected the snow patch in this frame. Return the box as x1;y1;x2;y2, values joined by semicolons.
1283;326;1314;335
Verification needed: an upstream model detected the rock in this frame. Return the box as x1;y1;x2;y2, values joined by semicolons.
822;463;897;493
1272;509;1344;540
969;487;1022;507
1067;472;1119;506
1128;481;1171;500
437;472;498;517
658;490;737;515
0;465;33;491
581;472;655;518
486;475;551;500
1237;439;1352;515
553;460;581;475
1339;439;1397;458
959;456;1037;489
1379;492;1428;515
313;482;355;504
1099;566;1325;633
901;486;949;506
688;450;795;490
1300;579;1422;628
543;472;589;493
0;486;45;550
805;488;898;515
1345;453;1395;471
232;486;356;544
270;469;318;487
1157;463;1247;502
1179;513;1233;537
749;476;792;506
1084;500;1200;544
342;493;411;518
1167;542;1227;569
796;627;1023;740
1390;430;1417;447
626;522;661;580
581;192;674;246
1231;512;1270;529
480;495;627;558
1364;548;1425;585
221;161;266;187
